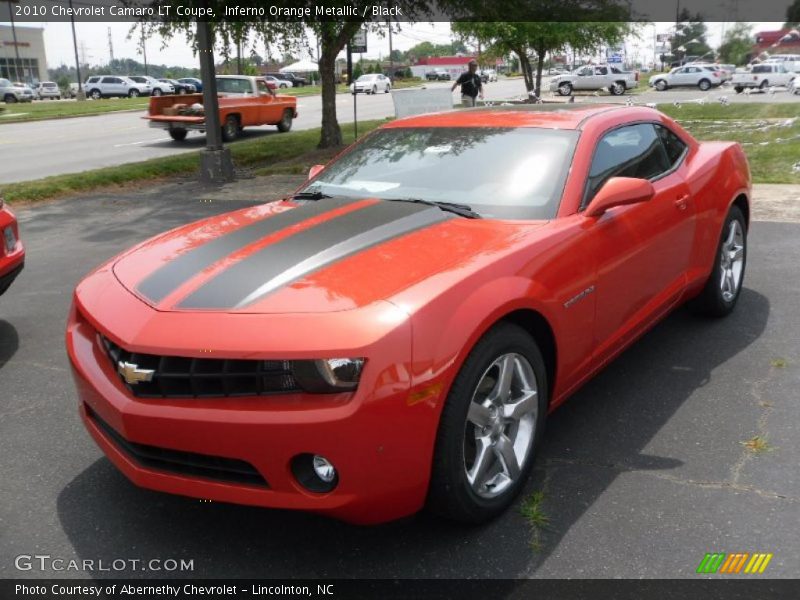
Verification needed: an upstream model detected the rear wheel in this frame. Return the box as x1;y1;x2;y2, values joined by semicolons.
221;115;240;142
690;205;747;317
557;82;572;96
128;89;140;98
4;94;16;103
698;79;711;91
277;109;293;133
610;81;626;95
90;89;102;100
152;88;162;96
169;129;188;142
655;80;668;91
734;86;744;94
178;88;187;95
427;322;548;523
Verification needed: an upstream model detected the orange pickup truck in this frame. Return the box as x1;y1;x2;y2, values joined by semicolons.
144;75;298;142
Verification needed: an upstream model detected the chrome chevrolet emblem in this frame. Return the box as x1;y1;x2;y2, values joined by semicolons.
117;361;155;385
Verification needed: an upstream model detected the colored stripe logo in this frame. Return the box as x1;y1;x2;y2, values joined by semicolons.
697;552;773;574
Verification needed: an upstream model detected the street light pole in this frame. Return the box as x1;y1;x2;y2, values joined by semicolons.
68;0;85;100
197;17;234;182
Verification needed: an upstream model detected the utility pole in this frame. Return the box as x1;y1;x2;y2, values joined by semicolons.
68;0;85;100
8;1;23;83
108;27;114;63
197;18;234;183
140;24;148;75
387;23;393;82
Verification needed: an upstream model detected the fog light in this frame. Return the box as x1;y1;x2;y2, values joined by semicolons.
313;455;336;483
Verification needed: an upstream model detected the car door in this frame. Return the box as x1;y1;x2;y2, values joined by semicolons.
581;123;694;362
592;66;609;88
574;66;593;90
668;67;686;86
256;78;278;124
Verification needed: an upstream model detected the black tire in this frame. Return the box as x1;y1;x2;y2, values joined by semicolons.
4;94;17;103
169;129;188;142
689;205;747;318
759;80;768;91
385;85;391;93
128;89;140;98
426;322;548;524
655;80;668;91
610;81;626;95
178;88;187;95
221;114;239;142
56;96;61;100
734;86;743;94
280;83;288;89
372;86;377;95
152;88;162;96
698;79;711;91
90;89;102;100
557;82;572;96
276;109;293;133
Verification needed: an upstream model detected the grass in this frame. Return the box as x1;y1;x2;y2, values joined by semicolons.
741;436;773;454
0;97;149;123
520;490;549;550
657;103;800;184
1;119;388;204
770;358;788;368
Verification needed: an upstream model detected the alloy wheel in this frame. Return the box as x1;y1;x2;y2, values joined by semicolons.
719;219;745;302
463;353;538;499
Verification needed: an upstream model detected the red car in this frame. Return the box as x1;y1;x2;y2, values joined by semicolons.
0;198;24;296
67;105;751;524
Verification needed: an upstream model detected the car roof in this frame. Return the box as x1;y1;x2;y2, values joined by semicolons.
385;104;641;131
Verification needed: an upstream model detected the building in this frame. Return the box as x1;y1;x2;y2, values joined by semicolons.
410;56;476;80
0;25;48;85
752;29;800;59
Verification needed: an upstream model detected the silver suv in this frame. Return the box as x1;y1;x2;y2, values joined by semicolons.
0;78;34;103
84;75;151;99
128;75;173;96
36;81;61;100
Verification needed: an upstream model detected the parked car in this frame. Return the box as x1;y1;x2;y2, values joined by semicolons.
144;75;298;142
550;64;638;95
69;104;751;525
790;76;800;95
761;54;800;73
266;72;307;87
547;67;568;76
68;83;81;98
129;76;173;96
426;69;451;81
265;75;293;89
0;197;25;297
177;77;203;93
35;81;61;100
479;69;497;83
158;78;195;95
350;73;392;94
649;65;723;91
732;63;795;92
84;76;151;99
0;78;34;103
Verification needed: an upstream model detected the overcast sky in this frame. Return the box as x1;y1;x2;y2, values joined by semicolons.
3;21;788;70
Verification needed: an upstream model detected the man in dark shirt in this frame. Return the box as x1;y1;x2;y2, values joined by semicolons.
451;59;484;107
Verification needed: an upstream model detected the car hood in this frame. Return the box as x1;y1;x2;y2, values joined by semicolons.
111;198;546;315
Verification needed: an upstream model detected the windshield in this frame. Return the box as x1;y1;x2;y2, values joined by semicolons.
357;75;375;82
298;126;578;220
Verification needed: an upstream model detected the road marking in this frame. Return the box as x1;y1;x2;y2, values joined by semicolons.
113;138;171;147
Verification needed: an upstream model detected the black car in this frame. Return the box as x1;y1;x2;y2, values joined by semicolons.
266;72;307;87
158;78;196;94
425;69;451;81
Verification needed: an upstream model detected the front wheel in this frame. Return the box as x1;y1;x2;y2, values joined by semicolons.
221;115;240;142
610;81;626;95
169;129;188;142
427;322;548;523
152;88;162;96
759;80;768;91
690;205;747;317
557;82;572;96
734;86;744;94
178;88;187;95
4;94;17;103
655;80;668;91
128;89;140;98
276;109;293;133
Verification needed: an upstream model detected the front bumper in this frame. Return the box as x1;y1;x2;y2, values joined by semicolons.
66;281;440;524
0;208;25;295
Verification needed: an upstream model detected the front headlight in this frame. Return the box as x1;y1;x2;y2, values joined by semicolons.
292;358;365;393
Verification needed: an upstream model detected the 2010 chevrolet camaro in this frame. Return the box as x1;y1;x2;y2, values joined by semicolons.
67;105;751;524
0;198;25;297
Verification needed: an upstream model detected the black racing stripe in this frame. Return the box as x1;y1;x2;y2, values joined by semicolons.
136;198;359;303
178;201;452;310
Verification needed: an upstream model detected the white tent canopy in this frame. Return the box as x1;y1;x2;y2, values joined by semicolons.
280;60;319;73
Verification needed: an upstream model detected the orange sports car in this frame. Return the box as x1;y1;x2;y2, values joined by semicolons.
67;105;751;524
0;198;24;297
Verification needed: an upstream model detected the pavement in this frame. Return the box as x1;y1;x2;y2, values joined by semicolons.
1;77;798;183
0;177;799;579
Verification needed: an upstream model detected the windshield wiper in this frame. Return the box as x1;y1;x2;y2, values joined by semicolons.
291;190;333;201
385;198;481;219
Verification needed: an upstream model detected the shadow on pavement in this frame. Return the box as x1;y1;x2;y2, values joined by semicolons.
0;319;19;371
56;289;769;578
143;128;279;150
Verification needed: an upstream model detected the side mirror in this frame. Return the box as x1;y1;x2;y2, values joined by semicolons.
308;164;325;180
585;177;655;218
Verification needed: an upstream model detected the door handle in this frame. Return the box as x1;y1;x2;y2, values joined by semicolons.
674;194;690;210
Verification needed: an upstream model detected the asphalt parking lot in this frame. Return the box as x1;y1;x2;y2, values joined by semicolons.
1;182;799;579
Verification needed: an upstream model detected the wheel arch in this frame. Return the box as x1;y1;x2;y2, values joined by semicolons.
498;309;557;403
732;192;750;230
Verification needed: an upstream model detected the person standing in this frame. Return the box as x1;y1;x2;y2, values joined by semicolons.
451;59;484;107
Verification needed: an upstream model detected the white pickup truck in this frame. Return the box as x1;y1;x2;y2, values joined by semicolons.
549;64;638;96
732;63;796;92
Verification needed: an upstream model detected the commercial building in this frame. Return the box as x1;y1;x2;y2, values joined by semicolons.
0;24;48;85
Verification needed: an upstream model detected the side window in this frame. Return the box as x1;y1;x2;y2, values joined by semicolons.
656;125;688;166
595;67;608;75
583;124;671;208
578;67;592;76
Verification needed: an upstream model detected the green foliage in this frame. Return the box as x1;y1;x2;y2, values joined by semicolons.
786;0;800;26
48;60;200;83
717;23;753;66
671;10;713;61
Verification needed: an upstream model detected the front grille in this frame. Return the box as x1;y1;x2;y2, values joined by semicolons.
101;336;300;399
86;405;268;487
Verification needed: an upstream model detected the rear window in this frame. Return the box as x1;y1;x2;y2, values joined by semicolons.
216;78;253;93
752;65;773;73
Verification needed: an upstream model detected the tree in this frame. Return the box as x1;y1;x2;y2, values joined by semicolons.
717;23;753;66
786;0;800;27
671;10;713;62
454;12;630;99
